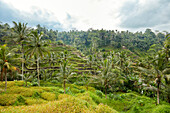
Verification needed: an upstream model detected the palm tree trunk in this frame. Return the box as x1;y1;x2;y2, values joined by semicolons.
105;85;107;99
105;80;107;99
86;85;88;91
1;67;4;82
167;95;170;103
4;68;7;92
26;81;27;87
37;57;40;86
22;44;24;80
64;78;66;94
157;82;160;105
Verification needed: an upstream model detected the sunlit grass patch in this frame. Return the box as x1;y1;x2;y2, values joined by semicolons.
95;103;118;113
0;95;93;113
41;92;56;101
6;86;43;97
25;98;47;105
0;81;15;88
0;94;19;106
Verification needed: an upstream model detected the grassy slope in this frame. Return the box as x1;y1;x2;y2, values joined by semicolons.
0;81;170;113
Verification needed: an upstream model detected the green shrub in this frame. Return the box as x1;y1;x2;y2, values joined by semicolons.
89;92;103;104
66;87;73;95
76;92;96;106
51;80;58;84
17;96;25;104
123;93;138;99
106;99;131;112
71;88;81;94
152;105;170;113
14;96;26;106
114;95;123;100
24;82;32;87
58;89;64;93
41;92;56;101
131;105;142;113
108;93;114;99
54;92;60;99
96;90;104;98
32;91;41;98
80;89;85;93
32;82;39;86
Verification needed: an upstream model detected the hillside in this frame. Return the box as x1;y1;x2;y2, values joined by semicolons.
0;22;170;113
0;81;170;113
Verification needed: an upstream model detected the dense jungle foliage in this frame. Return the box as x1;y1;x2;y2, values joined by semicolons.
0;22;170;113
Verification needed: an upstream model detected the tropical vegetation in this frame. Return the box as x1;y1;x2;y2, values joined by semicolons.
0;22;169;113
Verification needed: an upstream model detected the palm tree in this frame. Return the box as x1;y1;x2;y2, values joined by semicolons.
93;58;114;98
138;50;168;105
163;34;170;62
151;52;166;105
56;51;74;94
0;44;20;91
12;21;29;80
25;30;49;86
152;35;169;104
59;59;72;94
23;72;33;87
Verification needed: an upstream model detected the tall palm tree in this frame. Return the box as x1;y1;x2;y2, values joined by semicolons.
152;35;170;104
12;21;29;80
0;44;20;91
25;30;49;86
138;50;168;105
151;52;167;105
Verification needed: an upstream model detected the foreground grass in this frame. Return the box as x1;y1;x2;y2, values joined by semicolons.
1;94;118;113
0;81;169;113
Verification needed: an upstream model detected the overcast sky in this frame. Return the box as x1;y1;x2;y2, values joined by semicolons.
0;0;170;32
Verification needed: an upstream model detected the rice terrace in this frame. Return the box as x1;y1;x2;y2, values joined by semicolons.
0;0;170;112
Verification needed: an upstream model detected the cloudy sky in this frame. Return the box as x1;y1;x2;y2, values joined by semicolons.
0;0;170;32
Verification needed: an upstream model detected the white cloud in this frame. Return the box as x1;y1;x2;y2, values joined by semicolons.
119;0;170;32
1;0;128;31
1;0;170;32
